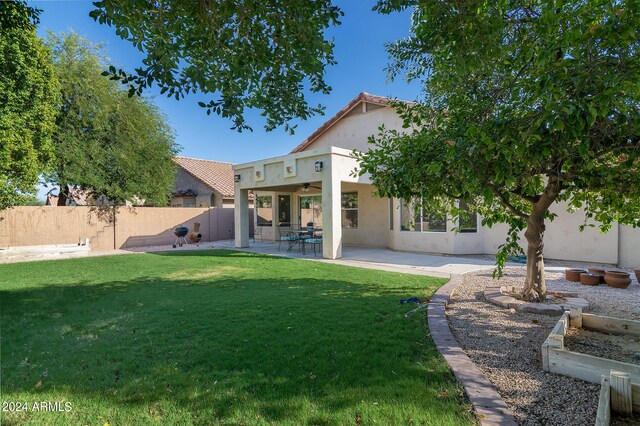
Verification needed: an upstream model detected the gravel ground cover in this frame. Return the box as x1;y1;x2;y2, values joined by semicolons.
447;266;640;425
565;327;640;366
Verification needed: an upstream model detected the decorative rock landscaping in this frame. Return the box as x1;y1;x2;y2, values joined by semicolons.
444;265;640;425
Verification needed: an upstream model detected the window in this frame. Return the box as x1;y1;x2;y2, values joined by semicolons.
183;197;196;208
458;200;478;233
401;199;418;231
420;208;446;232
341;192;358;229
400;198;446;232
300;195;322;227
278;195;291;227
256;195;273;226
389;198;394;230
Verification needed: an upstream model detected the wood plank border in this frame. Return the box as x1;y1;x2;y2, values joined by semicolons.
582;313;640;337
595;376;610;426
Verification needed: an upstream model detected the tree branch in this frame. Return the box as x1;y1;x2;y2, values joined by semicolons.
593;143;638;160
491;185;529;220
510;187;541;204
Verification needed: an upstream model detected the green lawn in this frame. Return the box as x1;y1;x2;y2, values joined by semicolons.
1;250;473;425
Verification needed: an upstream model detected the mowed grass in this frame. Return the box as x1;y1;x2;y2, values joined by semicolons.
1;250;474;425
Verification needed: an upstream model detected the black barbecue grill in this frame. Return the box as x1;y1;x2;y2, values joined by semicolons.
173;225;189;247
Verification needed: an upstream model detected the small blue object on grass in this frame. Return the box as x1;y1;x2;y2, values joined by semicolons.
508;255;527;264
400;297;421;304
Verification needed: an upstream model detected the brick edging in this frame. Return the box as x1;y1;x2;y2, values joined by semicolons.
428;275;518;426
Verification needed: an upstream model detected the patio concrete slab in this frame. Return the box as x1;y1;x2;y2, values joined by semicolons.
322;246;498;277
210;240;497;278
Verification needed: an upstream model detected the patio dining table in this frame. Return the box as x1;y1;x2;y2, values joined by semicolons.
285;228;322;253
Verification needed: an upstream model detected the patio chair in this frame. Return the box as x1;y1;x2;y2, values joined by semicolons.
277;226;297;252
303;231;323;257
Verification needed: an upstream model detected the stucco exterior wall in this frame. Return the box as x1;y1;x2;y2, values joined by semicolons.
173;168;225;208
542;202;620;264
302;106;407;153
481;201;622;265
340;183;389;247
619;225;640;268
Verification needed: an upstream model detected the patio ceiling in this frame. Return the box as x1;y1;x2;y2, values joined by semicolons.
249;182;322;192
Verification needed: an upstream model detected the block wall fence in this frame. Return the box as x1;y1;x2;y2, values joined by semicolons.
0;206;254;251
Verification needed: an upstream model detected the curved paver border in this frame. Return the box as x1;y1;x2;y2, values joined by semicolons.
428;275;518;426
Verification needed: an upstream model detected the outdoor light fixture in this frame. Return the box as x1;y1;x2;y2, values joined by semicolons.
234;174;241;182
255;170;261;178
314;161;324;172
286;166;293;174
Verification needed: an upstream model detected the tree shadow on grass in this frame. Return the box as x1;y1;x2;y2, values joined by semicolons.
1;269;470;425
148;248;282;260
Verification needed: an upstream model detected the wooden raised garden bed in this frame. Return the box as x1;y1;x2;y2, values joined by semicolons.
542;309;640;423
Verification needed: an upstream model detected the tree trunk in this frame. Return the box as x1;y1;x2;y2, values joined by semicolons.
521;176;562;302
522;210;547;302
57;185;69;206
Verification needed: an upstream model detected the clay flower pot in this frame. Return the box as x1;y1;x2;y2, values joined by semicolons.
588;268;606;284
604;270;632;289
580;273;600;286
634;269;640;283
565;268;586;282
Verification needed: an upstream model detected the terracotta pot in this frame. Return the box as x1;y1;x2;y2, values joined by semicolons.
565;268;586;282
580;273;600;286
604;270;632;289
588;268;606;284
634;269;640;283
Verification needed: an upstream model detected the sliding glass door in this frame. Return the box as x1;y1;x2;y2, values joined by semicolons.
299;195;322;228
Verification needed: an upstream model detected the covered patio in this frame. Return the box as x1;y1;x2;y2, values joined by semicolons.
233;146;371;259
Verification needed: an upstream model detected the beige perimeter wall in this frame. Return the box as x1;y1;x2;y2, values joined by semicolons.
0;206;253;251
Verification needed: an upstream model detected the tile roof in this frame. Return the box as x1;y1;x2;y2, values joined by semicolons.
173;156;236;198
289;92;412;154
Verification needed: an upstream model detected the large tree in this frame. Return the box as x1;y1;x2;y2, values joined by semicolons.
0;1;59;210
357;1;640;301
46;32;179;206
90;0;342;133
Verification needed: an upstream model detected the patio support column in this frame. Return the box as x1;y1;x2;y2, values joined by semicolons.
235;188;250;248
322;170;342;259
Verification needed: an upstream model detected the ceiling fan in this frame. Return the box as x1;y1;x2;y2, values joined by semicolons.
300;183;321;193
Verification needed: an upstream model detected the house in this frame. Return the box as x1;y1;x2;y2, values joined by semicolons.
233;92;640;267
45;188;109;206
172;156;244;208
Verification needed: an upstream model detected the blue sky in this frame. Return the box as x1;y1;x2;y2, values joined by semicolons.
31;0;419;164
